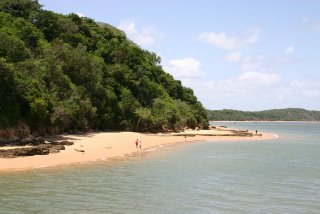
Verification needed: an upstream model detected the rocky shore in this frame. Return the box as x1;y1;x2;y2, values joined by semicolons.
0;137;73;158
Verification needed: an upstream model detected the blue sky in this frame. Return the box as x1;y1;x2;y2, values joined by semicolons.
39;0;320;111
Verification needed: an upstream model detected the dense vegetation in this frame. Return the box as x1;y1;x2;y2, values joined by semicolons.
207;108;320;121
0;0;208;134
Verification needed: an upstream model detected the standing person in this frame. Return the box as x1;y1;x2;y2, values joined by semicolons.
139;140;142;149
135;139;138;148
255;130;258;135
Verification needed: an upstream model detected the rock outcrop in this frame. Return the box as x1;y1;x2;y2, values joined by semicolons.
0;136;45;147
0;139;74;158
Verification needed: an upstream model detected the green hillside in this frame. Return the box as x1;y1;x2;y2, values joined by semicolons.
207;108;320;121
0;0;208;134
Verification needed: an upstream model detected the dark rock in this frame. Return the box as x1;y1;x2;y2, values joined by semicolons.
209;125;216;129
0;141;72;158
48;144;65;154
20;137;45;146
0;146;50;158
47;140;74;146
0;136;45;147
57;140;73;146
50;145;65;153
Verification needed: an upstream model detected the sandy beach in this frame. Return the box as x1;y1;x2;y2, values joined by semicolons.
0;129;276;172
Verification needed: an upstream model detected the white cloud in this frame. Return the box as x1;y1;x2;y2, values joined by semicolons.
204;72;280;110
196;36;316;110
208;71;280;90
240;54;274;73
202;74;320;110
273;46;297;65
285;46;295;54
238;72;280;86
164;57;205;79
76;12;85;17
244;28;260;44
117;19;163;46
290;79;320;98
301;16;309;24
225;51;241;62
198;28;260;50
198;32;239;50
300;17;320;31
314;22;320;31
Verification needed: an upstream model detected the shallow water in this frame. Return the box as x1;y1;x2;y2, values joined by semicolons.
0;122;319;213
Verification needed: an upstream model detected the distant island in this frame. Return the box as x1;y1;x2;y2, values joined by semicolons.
207;108;320;121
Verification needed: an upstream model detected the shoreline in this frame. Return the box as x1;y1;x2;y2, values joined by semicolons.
0;129;277;173
210;120;320;123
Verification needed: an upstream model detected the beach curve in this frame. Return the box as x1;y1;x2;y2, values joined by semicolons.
0;129;276;172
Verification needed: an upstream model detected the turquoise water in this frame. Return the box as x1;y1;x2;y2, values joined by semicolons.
0;122;319;213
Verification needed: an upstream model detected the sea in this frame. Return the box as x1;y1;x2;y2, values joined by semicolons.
0;122;319;214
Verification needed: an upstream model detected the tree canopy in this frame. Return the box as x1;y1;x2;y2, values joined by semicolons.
0;0;208;134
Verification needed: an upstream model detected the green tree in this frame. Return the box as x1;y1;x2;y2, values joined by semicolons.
0;59;20;127
0;0;40;19
0;32;30;62
0;0;209;134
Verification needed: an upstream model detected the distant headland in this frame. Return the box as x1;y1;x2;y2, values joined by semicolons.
206;108;320;121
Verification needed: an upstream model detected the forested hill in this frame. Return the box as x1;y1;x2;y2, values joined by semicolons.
207;108;320;121
0;0;208;135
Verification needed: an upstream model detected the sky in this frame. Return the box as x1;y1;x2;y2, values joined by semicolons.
39;0;320;111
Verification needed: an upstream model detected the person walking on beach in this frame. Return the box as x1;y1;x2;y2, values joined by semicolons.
255;130;258;135
135;139;139;148
139;140;142;149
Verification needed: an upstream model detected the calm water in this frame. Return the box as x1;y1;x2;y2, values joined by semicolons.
0;122;319;214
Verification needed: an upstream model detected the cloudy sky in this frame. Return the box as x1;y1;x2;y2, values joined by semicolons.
40;0;320;111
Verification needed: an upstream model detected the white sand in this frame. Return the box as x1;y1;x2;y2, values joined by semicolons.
0;129;276;172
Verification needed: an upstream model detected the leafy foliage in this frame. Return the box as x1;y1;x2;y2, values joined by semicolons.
0;0;208;132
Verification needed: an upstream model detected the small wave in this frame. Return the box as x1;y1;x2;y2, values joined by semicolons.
272;134;279;138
